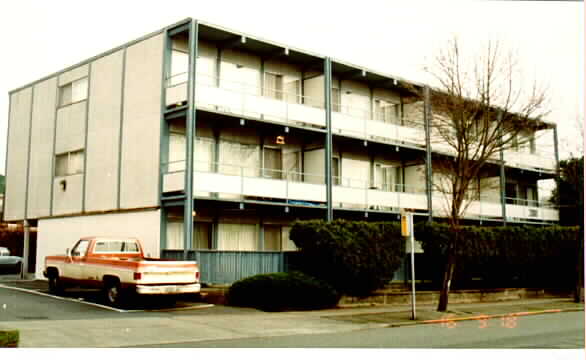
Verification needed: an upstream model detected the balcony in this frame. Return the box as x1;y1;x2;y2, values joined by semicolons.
161;160;427;212
162;160;558;222
165;73;427;148
432;195;559;222
166;73;326;129
504;149;556;173
505;197;559;222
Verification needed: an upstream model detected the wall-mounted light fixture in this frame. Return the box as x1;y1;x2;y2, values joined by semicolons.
276;135;285;145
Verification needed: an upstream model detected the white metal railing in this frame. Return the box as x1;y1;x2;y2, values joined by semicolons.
166;72;556;171
161;159;425;209
166;72;327;129
165;72;427;146
162;159;558;221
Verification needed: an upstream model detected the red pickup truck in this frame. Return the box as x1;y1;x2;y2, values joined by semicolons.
43;237;200;306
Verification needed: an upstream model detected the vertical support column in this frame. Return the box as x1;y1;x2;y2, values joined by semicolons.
497;111;507;225
423;86;433;223
21;220;29;278
553;125;560;178
324;57;333;222
184;19;199;259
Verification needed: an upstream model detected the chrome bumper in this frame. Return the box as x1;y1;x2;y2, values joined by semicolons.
135;283;201;295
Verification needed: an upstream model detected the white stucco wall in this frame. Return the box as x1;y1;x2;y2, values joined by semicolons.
35;209;161;279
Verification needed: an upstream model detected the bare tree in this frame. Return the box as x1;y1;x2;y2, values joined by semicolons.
423;37;550;311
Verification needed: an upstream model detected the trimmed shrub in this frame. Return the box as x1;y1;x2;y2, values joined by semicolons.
0;330;19;348
226;271;340;311
415;223;580;288
289;220;405;297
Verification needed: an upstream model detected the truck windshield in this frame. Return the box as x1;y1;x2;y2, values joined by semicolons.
94;240;140;254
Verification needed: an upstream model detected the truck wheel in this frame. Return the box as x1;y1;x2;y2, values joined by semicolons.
48;275;63;295
104;281;123;307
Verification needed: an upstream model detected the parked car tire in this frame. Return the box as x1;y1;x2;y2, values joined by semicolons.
48;274;63;295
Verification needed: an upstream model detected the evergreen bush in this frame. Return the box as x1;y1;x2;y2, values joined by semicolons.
226;271;340;311
415;223;579;288
289;220;405;296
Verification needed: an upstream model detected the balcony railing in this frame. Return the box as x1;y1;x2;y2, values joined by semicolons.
162;159;558;222
165;72;556;173
165;72;426;147
162;160;425;211
166;72;327;129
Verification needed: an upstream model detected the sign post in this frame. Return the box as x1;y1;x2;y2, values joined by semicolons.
401;212;416;320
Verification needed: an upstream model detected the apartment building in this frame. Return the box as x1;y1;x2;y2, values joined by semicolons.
3;18;559;281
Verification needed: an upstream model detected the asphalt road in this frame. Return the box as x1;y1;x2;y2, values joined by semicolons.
146;311;585;349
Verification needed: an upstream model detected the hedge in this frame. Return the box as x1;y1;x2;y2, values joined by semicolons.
0;330;19;348
289;220;405;297
226;271;340;311
415;223;580;288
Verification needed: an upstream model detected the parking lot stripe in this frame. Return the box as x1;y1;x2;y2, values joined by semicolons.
0;283;128;313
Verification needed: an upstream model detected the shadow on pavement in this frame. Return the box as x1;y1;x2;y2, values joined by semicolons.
0;279;209;311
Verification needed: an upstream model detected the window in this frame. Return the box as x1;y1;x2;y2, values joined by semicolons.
331;87;341;112
529;134;536;154
263;147;282;179
170;50;189;86
332;157;341;185
71;240;90;257
194;222;212;250
264;225;281;251
264;225;297;251
55;150;84;177
59;77;88;107
165;220;213;250
93;240;140;253
217;223;258;251
374;164;402;192
264;72;284;100
219;141;260;177
374;99;401;125
511;134;519;151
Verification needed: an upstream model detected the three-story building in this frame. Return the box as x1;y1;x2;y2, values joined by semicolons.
3;18;559;281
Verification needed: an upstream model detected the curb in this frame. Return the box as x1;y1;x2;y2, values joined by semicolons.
384;307;584;328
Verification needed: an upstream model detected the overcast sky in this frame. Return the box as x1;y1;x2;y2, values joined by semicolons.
0;0;583;176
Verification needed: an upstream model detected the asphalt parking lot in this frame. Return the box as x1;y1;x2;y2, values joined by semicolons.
0;278;243;320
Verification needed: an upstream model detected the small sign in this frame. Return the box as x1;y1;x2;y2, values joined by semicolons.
401;213;411;237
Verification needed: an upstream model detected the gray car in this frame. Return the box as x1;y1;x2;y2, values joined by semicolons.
0;247;22;274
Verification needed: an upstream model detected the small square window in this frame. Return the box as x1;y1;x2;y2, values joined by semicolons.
55;150;84;177
59;77;88;107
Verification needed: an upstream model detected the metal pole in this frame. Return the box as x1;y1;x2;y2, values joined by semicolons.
21;220;29;279
324;57;333;222
184;19;198;259
409;213;416;320
423;86;433;223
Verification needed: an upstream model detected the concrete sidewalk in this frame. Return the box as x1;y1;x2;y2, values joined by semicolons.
1;296;582;348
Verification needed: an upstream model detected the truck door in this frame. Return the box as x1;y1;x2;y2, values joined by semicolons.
64;239;90;281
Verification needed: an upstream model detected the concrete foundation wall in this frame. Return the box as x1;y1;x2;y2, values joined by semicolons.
35;209;161;278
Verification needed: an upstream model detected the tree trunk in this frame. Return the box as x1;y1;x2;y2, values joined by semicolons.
438;246;457;312
574;223;584;303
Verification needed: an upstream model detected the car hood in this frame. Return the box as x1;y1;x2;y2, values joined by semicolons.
0;256;22;264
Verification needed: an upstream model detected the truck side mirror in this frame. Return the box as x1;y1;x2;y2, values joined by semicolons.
66;248;71;259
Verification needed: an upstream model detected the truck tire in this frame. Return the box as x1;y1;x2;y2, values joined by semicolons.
48;274;63;295
103;279;123;307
